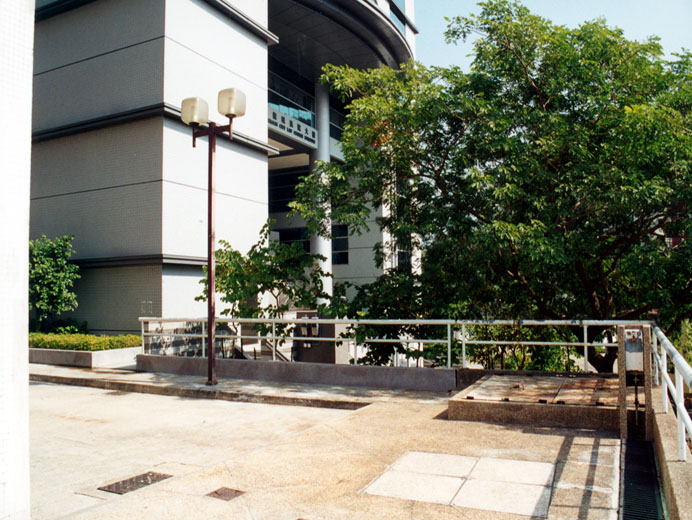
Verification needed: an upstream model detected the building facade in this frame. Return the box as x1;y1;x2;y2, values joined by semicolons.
31;0;416;333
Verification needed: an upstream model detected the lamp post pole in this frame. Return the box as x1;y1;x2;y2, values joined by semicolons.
191;120;234;386
206;121;218;386
181;88;246;387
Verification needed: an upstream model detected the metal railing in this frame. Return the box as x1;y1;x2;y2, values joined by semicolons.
652;324;692;461
139;316;691;459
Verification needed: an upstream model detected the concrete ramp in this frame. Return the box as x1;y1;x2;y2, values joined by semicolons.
449;374;630;431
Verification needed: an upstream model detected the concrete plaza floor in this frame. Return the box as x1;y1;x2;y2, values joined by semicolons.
30;367;621;519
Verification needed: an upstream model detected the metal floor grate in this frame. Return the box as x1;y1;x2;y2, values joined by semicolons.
98;471;172;495
621;441;663;520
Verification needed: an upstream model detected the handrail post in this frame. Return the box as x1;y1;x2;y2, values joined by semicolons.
676;368;687;461
653;333;659;385
447;323;452;368
272;322;276;361
662;346;668;413
461;324;466;369
202;321;206;358
583;324;588;372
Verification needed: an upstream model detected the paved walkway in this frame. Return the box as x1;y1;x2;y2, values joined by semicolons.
29;363;449;409
30;364;621;519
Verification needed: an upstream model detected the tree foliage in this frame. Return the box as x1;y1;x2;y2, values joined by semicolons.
198;222;330;348
292;0;692;371
29;235;80;331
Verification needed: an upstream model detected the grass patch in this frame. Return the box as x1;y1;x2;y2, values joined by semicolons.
29;333;141;351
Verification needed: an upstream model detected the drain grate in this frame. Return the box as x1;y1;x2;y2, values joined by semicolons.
98;471;172;495
206;487;244;501
621;441;663;520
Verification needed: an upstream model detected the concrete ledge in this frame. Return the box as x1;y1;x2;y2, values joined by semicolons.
448;381;619;431
29;372;365;410
30;346;142;368
136;355;457;392
652;388;692;520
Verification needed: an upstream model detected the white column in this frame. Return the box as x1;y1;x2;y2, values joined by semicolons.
310;83;333;299
0;1;35;518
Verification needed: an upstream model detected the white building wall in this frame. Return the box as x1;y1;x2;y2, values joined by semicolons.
160;0;269;318
161;265;208;317
228;0;267;26
63;265;163;334
33;0;165;74
32;38;165;132
31;120;164;259
163;0;268;140
0;1;34;516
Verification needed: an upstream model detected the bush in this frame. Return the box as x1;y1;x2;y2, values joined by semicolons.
29;235;80;331
28;333;141;351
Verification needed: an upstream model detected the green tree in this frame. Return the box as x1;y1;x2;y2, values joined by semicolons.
199;222;330;352
29;235;80;331
293;0;692;371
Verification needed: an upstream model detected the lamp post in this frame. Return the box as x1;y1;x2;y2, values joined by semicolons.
181;88;246;386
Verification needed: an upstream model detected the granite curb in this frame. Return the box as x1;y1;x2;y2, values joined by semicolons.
29;373;367;410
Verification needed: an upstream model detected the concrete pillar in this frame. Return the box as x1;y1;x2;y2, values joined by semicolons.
310;82;333;299
0;1;35;517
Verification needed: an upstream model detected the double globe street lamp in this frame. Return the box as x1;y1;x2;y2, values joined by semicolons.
180;88;246;386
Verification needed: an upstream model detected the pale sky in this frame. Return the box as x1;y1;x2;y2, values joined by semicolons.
414;0;692;69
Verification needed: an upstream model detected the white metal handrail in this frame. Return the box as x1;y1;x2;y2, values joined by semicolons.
652;324;692;461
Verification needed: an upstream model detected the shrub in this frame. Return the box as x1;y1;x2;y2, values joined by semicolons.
29;235;80;331
28;333;141;351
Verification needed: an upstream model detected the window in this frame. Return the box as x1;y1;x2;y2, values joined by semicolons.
278;228;310;252
397;250;411;270
332;225;349;265
268;72;315;127
268;168;308;213
389;0;406;33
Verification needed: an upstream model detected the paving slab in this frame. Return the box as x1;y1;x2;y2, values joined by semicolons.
391;451;478;477
363;469;464;504
470;457;555;486
452;479;552;517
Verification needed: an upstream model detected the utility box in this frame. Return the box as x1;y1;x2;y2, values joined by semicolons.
624;328;644;372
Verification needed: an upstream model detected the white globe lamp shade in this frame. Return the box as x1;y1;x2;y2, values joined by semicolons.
218;88;246;118
181;97;209;125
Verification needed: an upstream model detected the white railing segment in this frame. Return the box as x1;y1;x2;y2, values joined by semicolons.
652;324;692;461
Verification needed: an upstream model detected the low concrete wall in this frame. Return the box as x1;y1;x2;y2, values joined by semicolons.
30;346;143;368
136;355;457;392
651;388;692;520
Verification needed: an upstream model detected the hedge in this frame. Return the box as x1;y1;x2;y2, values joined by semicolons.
29;333;141;351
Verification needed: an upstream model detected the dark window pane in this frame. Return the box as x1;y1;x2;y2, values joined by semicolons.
332;251;349;265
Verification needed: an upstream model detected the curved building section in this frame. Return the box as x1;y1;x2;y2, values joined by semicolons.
267;0;416;296
269;0;415;81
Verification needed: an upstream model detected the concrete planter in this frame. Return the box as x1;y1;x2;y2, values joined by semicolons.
30;346;143;369
136;354;457;392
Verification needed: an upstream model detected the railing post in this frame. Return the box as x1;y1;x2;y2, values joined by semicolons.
676;368;687;461
583;324;588;372
447;323;452;368
140;319;146;352
617;326;627;440
201;321;206;358
272;322;276;361
662;346;668;413
653;332;659;385
461;324;466;369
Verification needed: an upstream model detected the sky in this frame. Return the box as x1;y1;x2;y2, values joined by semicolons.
414;0;692;70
